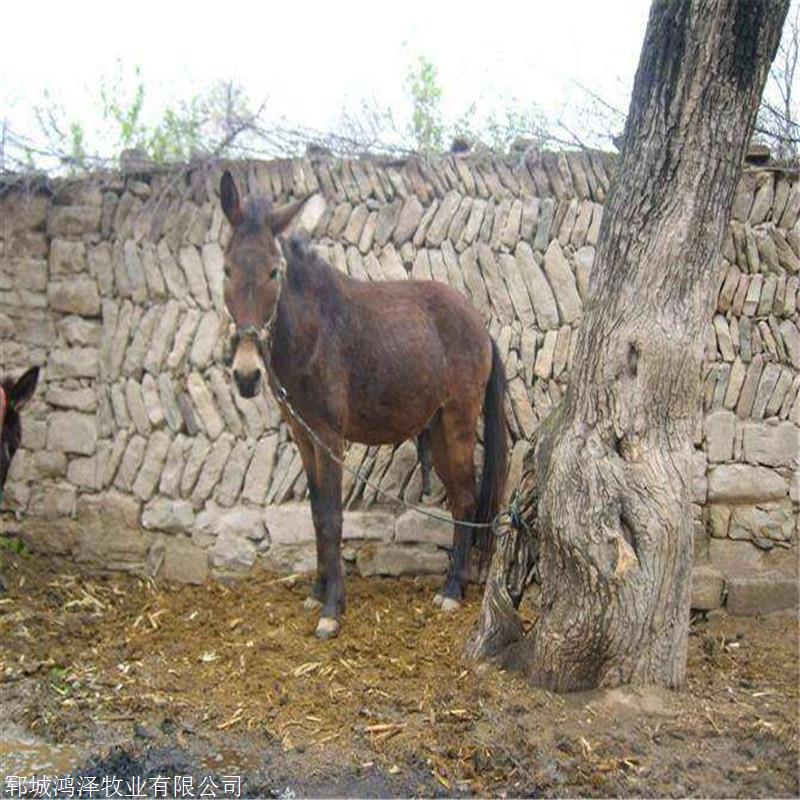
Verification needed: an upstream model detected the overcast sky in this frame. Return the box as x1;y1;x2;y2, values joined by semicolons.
0;1;668;160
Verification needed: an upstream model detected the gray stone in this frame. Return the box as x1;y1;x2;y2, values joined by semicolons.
709;538;765;574
45;385;96;413
142;496;195;533
33;451;67;480
241;434;279;505
114;435;147;492
47;411;97;456
708;504;731;538
141;374;165;429
356;542;448;577
779;320;800;368
187;372;224;439
728;500;794;543
741;421;798;467
158;374;184;432
143;301;182;375
28;482;77;519
207;368;244;438
736;354;765;417
121;240;147;302
47;347;99;380
123;305;160;377
179;246;211;308
516;243;559;329
159;434;189;498
196;503;266;542
57;316;102;347
141;241;167;300
157;240;188;298
132;431;171;501
211;533;257;576
125;378;152;437
215;439;253;507
543;240;582;323
705;410;736;462
392;196;425;246
201;242;225;312
160;537;208;584
727;573;798;615
189;310;222;369
707;465;787;503
49;239;87;275
180;436;210;496
691;565;724;611
47;205;101;236
191;433;234;505
263;502;314;545
48;278;101;316
66;455;100;489
426;191;462;247
167;310;201;371
394;510;452;548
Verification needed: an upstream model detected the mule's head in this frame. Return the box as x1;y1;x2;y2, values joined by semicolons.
0;367;39;499
220;170;306;398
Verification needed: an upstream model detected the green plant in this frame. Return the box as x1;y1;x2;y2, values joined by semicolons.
407;56;445;150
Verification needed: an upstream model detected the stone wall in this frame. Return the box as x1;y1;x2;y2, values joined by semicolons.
0;149;797;613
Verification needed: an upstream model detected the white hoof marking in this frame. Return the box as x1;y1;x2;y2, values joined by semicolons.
315;617;340;639
441;597;462;613
432;593;444;607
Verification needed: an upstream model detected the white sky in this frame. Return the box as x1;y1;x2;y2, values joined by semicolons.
0;1;655;157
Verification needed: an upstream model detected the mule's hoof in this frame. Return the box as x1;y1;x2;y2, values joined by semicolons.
315;617;340;640
303;596;323;612
441;597;462;613
433;593;444;608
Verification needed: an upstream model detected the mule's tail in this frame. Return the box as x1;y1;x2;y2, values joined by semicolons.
474;337;508;559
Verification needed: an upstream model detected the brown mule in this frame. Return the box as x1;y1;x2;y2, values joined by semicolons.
220;171;508;639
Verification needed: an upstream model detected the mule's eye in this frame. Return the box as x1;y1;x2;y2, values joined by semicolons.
270;268;279;279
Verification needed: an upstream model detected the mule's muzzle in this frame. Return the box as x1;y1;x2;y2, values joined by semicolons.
233;368;262;398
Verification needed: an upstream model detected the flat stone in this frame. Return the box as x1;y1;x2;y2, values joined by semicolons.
515;243;559;329
392;196;425;246
49;239;87;275
132;431;172;501
215;439;253;507
189;310;222;369
179;246;211;308
28;483;77;519
705;410;736;462
125;378;152;437
728;500;794;543
709;538;764;575
210;533;257;576
142;497;195;533
47;205;101;236
691;565;724;611
727;573;798;615
707;465;787;503
160;537;208;585
241;434;279;505
196;503;267;542
186;372;224;439
47;411;98;456
191;433;234;505
356;542;448;577
48;278;101;316
394;510;452;548
741;421;798;467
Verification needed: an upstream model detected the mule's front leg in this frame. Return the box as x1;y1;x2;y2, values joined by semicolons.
310;451;345;639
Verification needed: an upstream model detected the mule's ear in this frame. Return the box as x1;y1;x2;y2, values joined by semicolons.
9;366;39;410
220;170;243;226
269;197;308;236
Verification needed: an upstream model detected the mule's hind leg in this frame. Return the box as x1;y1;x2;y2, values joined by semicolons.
427;404;479;612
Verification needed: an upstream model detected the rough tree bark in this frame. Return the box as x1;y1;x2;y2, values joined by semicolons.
466;0;790;690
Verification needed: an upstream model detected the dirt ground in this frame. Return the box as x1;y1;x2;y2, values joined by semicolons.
0;550;798;799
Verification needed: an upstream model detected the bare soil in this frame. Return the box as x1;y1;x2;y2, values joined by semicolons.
0;551;797;798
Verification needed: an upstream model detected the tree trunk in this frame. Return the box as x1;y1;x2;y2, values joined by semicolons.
468;0;790;690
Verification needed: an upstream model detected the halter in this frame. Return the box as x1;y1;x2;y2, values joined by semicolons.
233;256;287;363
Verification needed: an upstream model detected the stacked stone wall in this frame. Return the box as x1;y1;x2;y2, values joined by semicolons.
0;150;797;613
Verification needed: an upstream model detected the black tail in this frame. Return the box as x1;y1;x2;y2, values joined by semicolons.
474;338;508;557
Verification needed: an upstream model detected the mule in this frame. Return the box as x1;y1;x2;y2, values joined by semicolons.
0;367;40;501
220;171;508;639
